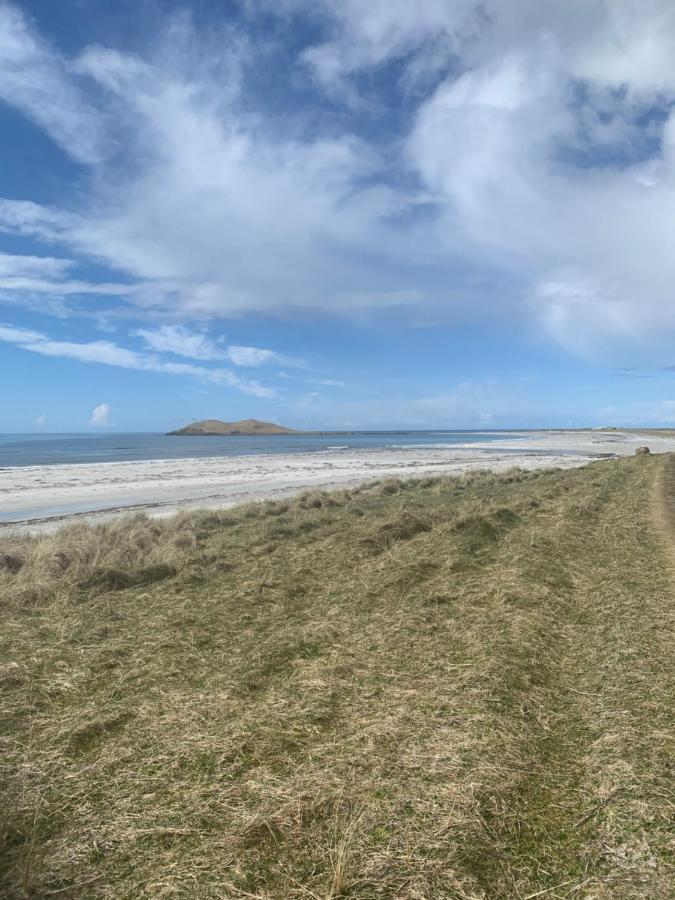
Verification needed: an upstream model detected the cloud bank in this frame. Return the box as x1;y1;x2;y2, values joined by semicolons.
0;0;675;366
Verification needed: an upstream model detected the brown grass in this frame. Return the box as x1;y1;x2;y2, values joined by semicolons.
0;459;674;898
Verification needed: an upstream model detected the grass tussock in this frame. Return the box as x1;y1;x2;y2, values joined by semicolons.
0;513;213;602
1;458;674;898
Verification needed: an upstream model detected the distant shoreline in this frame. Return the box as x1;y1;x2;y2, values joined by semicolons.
3;429;675;533
4;427;675;436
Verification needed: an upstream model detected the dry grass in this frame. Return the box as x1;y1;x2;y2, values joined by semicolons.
1;459;674;898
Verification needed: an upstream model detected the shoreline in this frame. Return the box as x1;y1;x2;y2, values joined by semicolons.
2;430;675;534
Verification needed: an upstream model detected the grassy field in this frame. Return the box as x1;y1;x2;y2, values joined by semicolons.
1;456;674;899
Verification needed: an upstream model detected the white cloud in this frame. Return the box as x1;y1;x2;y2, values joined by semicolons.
89;402;111;426
0;323;45;343
0;322;276;398
0;276;134;296
0;198;82;241
0;6;424;322
28;338;150;368
135;325;226;360
402;5;675;359
0;3;104;162
225;346;277;366
2;1;675;364
134;326;303;370
225;345;304;367
34;413;46;425
0;251;73;279
264;0;477;94
0;247;137;317
254;0;675;361
287;0;675;96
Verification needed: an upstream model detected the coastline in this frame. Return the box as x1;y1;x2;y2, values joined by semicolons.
2;429;674;533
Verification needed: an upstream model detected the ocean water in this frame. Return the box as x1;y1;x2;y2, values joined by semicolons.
0;431;519;468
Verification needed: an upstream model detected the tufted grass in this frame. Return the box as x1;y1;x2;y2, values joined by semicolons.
1;458;674;898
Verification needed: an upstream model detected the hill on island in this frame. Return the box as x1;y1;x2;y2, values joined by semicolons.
167;418;298;435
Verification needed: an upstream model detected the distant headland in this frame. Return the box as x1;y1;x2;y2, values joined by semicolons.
167;418;299;436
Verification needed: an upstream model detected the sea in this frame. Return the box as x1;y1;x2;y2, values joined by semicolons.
0;431;520;468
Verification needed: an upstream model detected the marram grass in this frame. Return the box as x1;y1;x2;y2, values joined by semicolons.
1;459;674;898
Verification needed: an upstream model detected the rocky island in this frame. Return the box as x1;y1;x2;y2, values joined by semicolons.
167;418;298;436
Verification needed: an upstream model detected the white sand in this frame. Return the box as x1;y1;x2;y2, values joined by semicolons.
1;430;673;533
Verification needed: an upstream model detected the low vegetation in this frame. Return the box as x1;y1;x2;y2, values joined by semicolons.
1;458;674;898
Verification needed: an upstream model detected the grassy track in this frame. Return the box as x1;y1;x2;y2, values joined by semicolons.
1;457;674;898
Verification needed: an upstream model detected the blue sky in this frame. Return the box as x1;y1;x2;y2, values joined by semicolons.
2;0;675;431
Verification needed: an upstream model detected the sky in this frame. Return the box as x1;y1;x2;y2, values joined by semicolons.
2;0;675;432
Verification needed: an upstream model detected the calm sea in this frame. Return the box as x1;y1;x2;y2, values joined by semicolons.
0;431;519;468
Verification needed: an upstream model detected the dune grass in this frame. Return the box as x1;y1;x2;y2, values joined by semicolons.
1;458;674;898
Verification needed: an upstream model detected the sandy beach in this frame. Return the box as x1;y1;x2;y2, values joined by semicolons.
2;430;674;532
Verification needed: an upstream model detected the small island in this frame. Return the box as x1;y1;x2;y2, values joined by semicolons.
167;418;299;436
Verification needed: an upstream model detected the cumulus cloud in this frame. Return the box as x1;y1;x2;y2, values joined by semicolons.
266;1;675;360
89;402;111;426
1;1;675;363
0;4;427;323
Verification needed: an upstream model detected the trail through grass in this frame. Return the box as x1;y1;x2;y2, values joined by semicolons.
1;458;674;898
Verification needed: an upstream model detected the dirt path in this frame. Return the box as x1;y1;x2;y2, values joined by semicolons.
442;456;675;897
533;457;675;897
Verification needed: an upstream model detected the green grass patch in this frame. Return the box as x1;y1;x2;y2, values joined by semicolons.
1;458;674;898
